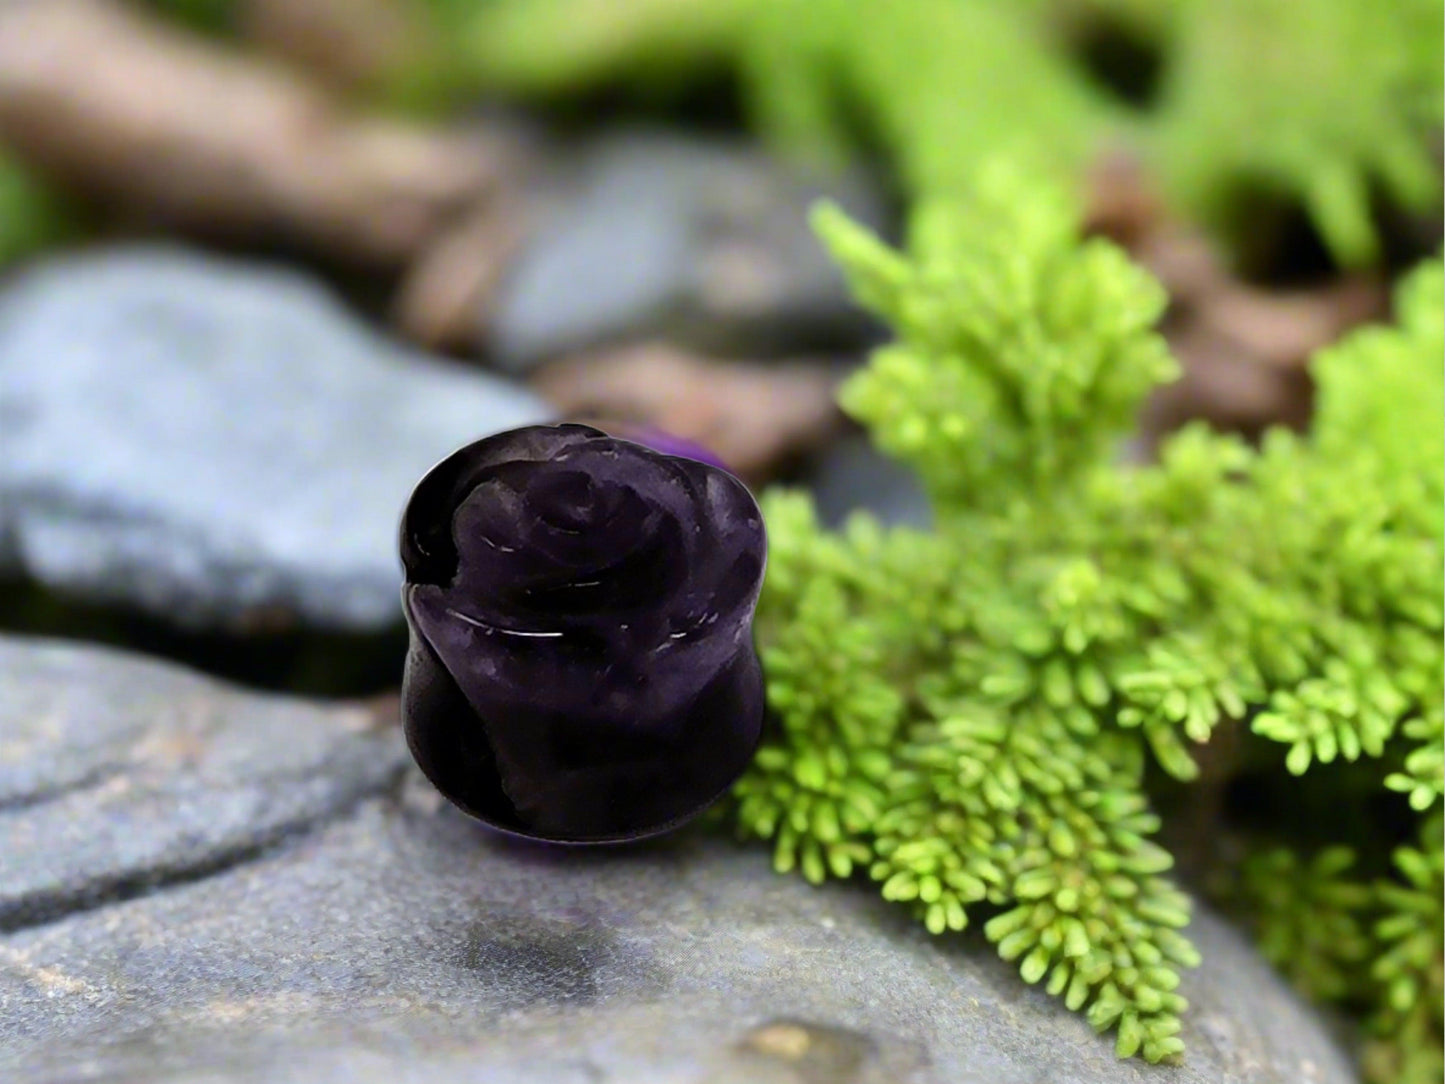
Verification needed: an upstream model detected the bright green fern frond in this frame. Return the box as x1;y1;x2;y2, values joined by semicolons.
1313;259;1445;536
737;480;1201;1060
736;494;915;885
815;166;1176;508
1253;660;1409;775
883;694;1197;1061
978;735;1195;1063
1112;632;1259;779
741;163;1441;1068
1198;262;1445;778
1387;709;1445;814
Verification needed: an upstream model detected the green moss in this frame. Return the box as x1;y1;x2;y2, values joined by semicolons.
732;164;1443;1068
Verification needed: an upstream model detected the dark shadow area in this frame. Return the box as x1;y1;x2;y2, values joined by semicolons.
1218;744;1418;878
0;578;406;697
522;65;750;138
1070;14;1165;110
1216;177;1443;287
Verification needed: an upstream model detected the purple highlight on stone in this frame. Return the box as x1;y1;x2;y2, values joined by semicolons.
612;424;733;473
399;423;767;844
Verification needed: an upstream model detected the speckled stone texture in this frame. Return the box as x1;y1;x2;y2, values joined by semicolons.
0;636;1358;1084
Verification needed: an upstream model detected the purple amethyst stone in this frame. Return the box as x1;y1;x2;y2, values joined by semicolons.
399;423;767;843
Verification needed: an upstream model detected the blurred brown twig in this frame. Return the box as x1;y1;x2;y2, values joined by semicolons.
0;0;515;267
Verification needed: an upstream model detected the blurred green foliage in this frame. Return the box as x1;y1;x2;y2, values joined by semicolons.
732;162;1443;1070
0;151;75;266
1223;815;1444;1084
145;0;237;33
1151;0;1445;266
445;0;1112;187
444;0;1442;268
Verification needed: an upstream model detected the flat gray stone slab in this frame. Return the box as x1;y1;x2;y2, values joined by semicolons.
0;636;1357;1084
0;247;552;632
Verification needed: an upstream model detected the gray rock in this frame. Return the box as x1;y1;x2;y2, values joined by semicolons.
0;246;552;632
490;128;888;371
809;434;933;530
0;636;1357;1084
0;637;407;932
